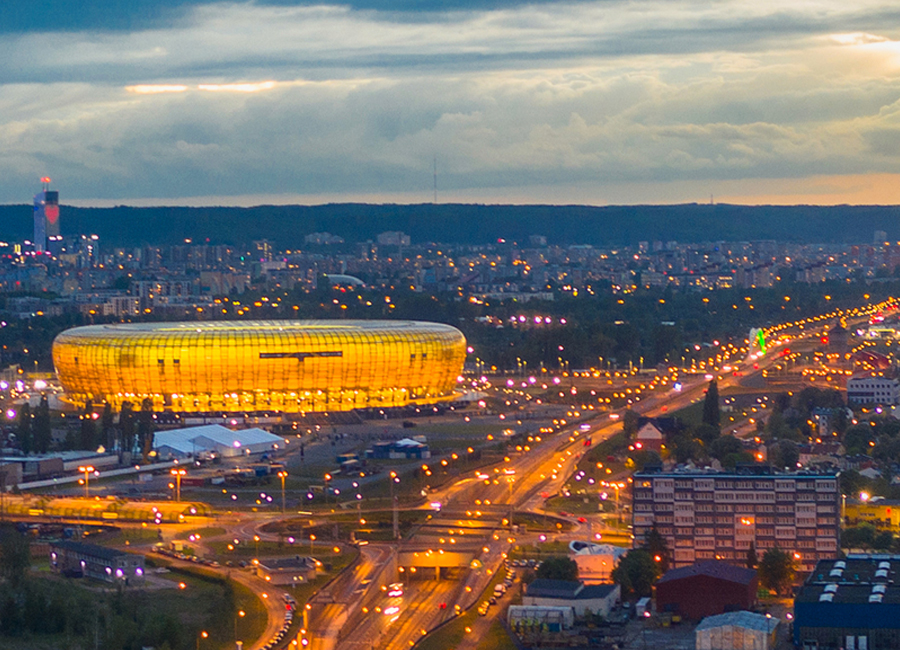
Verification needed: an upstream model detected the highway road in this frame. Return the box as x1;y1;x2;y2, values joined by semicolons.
388;332;821;649
28;312;849;650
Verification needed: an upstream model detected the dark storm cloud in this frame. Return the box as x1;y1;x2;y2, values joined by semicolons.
2;0;900;204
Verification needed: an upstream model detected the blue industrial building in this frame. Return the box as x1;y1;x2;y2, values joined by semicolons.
794;556;900;649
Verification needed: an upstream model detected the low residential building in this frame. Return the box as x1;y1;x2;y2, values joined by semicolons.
797;442;843;468
794;556;900;650
695;611;778;650
847;373;900;406
523;579;620;617
632;466;840;571
255;556;318;586
50;541;145;584
635;422;664;453
655;561;757;620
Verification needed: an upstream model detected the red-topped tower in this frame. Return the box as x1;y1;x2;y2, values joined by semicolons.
33;177;60;253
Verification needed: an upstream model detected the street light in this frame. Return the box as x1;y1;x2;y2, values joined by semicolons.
503;469;516;531
234;610;245;642
196;630;208;650
390;471;400;540
278;471;288;514
78;465;95;499
170;468;186;502
309;533;316;555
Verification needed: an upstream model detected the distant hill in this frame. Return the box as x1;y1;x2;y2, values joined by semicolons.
0;203;895;248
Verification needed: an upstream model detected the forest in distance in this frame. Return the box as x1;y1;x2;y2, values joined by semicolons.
1;202;900;248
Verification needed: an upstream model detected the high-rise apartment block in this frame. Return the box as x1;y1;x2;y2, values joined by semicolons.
33;177;60;253
632;467;840;572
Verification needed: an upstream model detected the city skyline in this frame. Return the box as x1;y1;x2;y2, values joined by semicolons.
3;0;900;206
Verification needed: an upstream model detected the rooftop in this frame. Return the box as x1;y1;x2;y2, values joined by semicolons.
696;611;779;633
634;466;838;478
71;320;456;334
154;424;285;453
526;579;583;599
525;579;618;601
258;556;314;570
51;541;129;562
657;561;756;586
796;556;900;605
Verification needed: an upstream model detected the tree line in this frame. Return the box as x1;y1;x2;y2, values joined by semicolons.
4;202;900;247
0;524;237;649
14;397;155;458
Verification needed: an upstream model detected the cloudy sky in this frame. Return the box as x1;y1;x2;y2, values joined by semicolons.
4;0;900;206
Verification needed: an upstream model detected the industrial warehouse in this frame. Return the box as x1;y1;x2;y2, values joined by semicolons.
51;319;466;413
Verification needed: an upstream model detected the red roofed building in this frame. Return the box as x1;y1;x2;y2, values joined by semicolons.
654;561;757;620
635;422;664;453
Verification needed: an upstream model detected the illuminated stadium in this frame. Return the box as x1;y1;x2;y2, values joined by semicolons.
52;320;466;413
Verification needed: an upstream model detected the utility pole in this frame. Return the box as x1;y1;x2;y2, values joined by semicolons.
278;471;288;514
390;471;400;540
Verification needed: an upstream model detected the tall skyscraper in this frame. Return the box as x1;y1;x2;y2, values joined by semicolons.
33;177;60;253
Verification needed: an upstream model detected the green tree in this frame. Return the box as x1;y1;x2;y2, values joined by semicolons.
79;399;97;451
769;440;799;469
671;434;700;464
709;435;743;461
120;401;135;454
644;525;670;573
33;394;51;454
535;556;579;582
630;449;662;471
702;379;720;429
623;410;640;438
16;403;32;455
833;407;850;436
875;530;894;550
611;549;659;598
101;402;115;450
695;423;720;446
840;469;865;497
746;542;758;569
842;523;884;549
139;398;155;462
0;524;31;588
758;547;795;595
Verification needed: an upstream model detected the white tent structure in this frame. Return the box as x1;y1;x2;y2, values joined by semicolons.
568;541;628;584
154;424;286;459
695;611;779;650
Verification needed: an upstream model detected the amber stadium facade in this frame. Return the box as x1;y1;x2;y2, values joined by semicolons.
52;320;466;413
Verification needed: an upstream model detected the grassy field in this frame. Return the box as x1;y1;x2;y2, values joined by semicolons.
0;562;258;650
669;400;705;428
174;526;227;540
259;508;426;542
512;512;575;533
477;619;518;650
91;526;162;547
544;494;606;515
